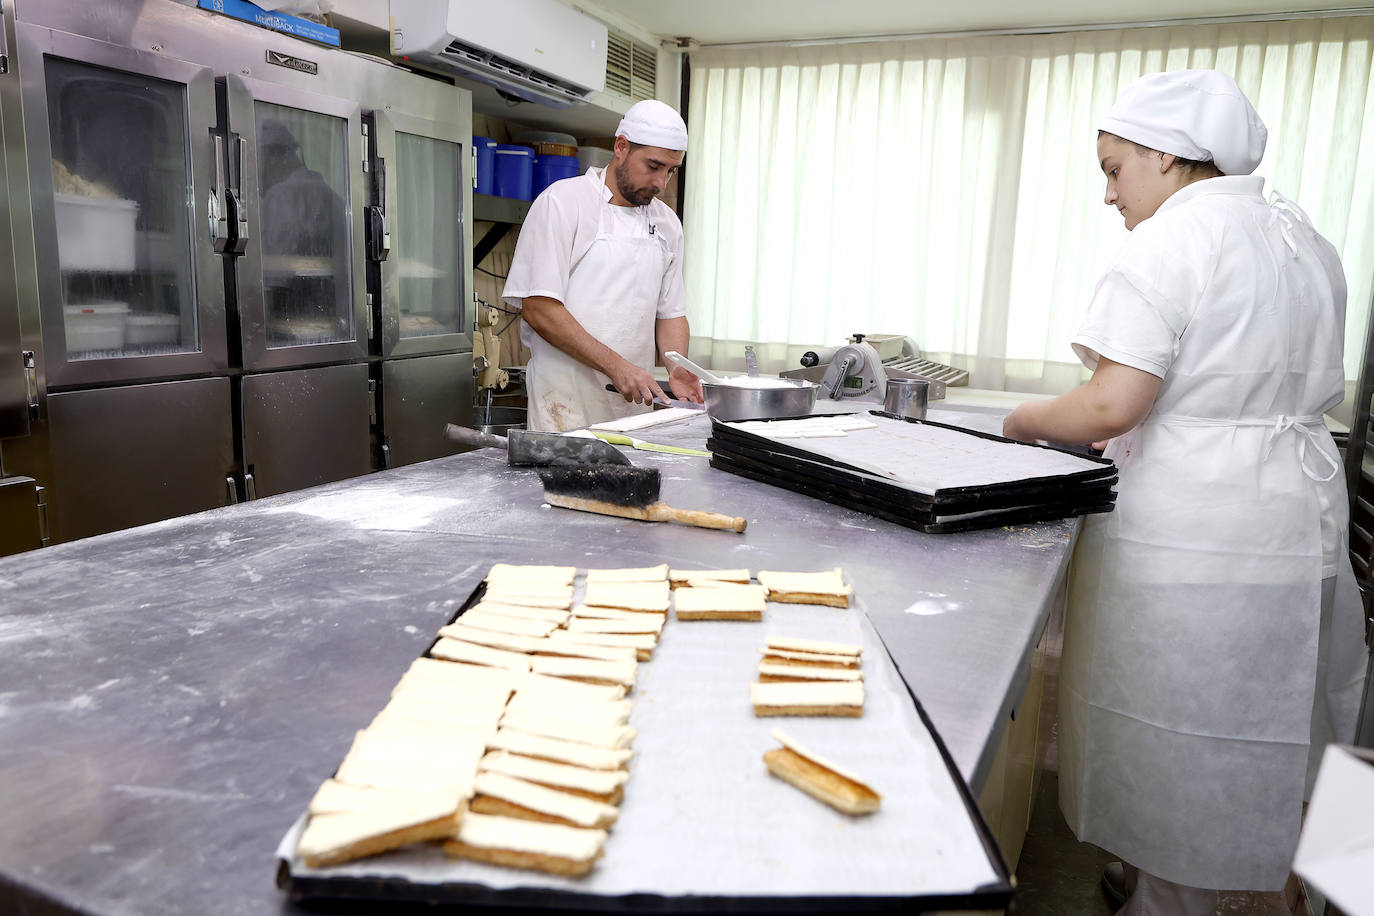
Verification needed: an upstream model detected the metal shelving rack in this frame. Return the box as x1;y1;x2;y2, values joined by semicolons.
1342;289;1374;747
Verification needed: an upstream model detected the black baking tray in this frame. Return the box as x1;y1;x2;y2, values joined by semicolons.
708;430;1117;515
708;413;1115;532
711;412;1116;501
276;578;1016;913
711;446;1113;533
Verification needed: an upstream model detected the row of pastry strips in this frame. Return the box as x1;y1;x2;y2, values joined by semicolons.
437;564;674;873
486;562;854;610
296;560;672;875
298;666;632;872
750;636;866;718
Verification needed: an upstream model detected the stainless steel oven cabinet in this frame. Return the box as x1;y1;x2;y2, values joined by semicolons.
4;18;228;389
0;0;477;541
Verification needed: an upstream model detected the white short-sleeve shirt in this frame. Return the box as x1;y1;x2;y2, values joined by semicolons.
501;167;686;321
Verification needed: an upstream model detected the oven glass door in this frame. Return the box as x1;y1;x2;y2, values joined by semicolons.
225;75;365;371
254;100;354;349
18;23;226;387
45;57;200;362
372;110;472;358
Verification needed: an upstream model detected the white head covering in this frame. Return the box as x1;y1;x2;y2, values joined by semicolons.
615;99;688;151
1099;69;1267;175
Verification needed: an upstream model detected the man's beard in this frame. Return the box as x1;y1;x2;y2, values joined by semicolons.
614;160;658;206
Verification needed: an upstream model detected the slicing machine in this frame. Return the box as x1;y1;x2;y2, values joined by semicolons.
781;334;970;403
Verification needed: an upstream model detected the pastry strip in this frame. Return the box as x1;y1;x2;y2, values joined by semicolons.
763;729;881;815
749;680;864;717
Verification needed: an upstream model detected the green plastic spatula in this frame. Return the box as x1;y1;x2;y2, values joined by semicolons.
590;431;711;457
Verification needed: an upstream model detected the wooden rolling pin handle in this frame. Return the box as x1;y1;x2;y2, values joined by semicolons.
652;504;748;533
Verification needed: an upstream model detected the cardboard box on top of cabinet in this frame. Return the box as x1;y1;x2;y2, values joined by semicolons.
197;0;341;47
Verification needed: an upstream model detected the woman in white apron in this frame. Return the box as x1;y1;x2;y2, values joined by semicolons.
1003;70;1367;915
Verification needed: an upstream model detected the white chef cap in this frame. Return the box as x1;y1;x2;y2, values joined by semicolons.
615;99;688;151
1099;69;1267;175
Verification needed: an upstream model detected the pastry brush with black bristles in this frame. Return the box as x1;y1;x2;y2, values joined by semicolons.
539;465;747;533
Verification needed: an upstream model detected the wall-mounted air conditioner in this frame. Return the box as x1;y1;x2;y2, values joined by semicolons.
391;0;607;108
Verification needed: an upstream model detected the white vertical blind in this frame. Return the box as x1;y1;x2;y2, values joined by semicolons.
684;16;1374;403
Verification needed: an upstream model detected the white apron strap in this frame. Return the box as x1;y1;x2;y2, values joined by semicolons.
1153;413;1339;482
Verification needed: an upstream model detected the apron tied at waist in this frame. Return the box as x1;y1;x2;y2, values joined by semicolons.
1153;412;1339;482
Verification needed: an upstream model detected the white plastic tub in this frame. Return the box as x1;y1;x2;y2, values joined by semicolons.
576;146;612;171
64;302;129;352
125;313;181;346
54;193;138;272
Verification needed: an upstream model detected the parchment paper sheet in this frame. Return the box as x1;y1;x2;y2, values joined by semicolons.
727;414;1104;493
279;587;1002;902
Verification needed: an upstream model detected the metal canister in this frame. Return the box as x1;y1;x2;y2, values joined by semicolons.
883;378;929;420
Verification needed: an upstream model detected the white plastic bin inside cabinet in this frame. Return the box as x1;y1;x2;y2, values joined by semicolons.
54;193;139;272
125;314;180;346
64;302;129;351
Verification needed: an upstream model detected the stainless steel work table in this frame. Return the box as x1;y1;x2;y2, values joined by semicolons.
0;405;1078;915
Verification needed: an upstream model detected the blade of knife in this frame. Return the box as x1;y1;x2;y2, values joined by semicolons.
603;383;705;411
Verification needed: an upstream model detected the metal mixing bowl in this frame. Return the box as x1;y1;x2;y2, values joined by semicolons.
702;378;820;422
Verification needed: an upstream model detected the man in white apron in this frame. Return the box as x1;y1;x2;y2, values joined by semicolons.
502;100;703;432
1003;70;1368;915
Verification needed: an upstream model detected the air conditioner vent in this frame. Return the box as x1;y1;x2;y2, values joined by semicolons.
630;43;656;101
440;39;588;104
604;28;656;102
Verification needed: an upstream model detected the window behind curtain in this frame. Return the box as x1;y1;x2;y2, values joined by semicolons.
684;16;1374;413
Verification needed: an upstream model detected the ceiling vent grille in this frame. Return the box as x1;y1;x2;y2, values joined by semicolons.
604;28;656;102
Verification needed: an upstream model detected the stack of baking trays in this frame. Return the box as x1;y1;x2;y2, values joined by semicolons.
708;411;1117;533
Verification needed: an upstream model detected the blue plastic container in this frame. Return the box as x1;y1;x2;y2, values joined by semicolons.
493;144;534;201
472;136;496;195
532;154;580;198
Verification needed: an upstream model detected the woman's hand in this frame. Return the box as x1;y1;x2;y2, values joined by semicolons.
1002;407;1035;442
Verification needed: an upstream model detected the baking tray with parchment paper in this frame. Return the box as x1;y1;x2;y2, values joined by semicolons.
275;574;1015;912
707;412;1116;533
